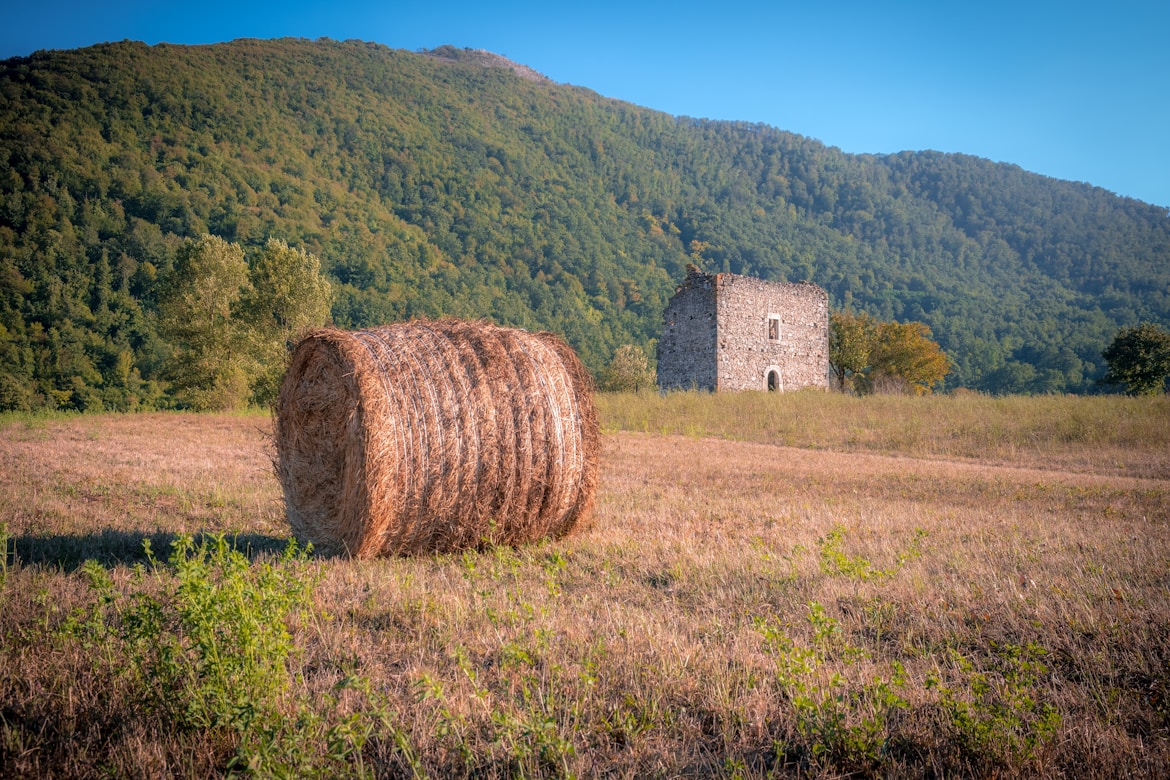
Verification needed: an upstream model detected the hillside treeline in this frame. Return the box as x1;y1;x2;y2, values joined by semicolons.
1;38;1168;410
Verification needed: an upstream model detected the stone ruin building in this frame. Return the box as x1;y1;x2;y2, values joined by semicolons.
657;267;830;392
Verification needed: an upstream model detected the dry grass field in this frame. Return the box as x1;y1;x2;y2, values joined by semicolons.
1;393;1168;778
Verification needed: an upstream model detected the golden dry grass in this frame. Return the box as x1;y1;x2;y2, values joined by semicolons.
0;413;285;549
1;398;1168;777
597;390;1170;479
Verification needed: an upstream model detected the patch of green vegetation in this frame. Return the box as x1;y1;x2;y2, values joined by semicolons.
817;526;926;583
0;409;82;434
927;642;1062;765
63;534;421;777
755;602;910;769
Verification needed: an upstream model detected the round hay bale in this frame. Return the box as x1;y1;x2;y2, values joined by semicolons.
274;319;599;557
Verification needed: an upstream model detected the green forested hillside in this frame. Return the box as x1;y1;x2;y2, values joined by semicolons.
1;38;1167;410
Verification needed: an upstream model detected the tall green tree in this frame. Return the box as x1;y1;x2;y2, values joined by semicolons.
600;344;655;392
243;238;333;405
829;311;878;391
158;235;253;411
1101;323;1170;395
159;235;333;410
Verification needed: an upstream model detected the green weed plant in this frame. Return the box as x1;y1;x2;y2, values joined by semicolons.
817;526;926;582
64;534;420;777
927;641;1062;766
755;602;910;769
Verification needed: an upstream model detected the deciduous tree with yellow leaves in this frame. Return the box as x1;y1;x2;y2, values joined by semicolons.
830;312;950;395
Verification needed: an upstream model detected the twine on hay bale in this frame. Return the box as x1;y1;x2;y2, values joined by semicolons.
274;319;600;557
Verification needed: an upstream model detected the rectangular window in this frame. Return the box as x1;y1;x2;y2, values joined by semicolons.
767;315;781;342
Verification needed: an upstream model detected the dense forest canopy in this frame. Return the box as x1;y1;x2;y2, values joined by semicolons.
1;38;1168;410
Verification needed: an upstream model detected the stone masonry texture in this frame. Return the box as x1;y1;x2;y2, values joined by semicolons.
658;269;829;392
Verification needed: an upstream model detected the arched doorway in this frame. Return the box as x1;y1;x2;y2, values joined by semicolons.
766;368;782;392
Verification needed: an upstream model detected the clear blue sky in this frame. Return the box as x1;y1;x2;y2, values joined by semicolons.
4;0;1168;208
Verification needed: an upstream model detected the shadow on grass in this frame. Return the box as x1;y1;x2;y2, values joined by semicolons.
9;529;293;571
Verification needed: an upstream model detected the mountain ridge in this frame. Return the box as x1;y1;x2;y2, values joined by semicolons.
422;45;552;83
0;37;1166;410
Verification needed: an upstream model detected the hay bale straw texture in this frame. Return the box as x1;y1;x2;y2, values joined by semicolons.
274;320;600;557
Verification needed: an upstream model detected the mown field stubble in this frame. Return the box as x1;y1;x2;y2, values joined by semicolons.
1;393;1168;778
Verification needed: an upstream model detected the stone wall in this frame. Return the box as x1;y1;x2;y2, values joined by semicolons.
714;274;829;391
657;269;829;392
657;270;719;391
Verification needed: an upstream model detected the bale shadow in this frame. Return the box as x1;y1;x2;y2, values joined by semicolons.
9;529;293;572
